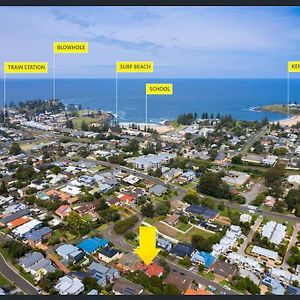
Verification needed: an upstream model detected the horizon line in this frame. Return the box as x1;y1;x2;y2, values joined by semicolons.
0;77;293;80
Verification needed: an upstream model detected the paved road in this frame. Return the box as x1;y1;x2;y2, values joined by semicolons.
241;125;269;155
0;251;38;295
102;217;238;295
103;159;300;223
238;216;263;255
81;158;300;224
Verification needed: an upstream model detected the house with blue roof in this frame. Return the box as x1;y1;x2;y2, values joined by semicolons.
24;227;52;245
78;237;108;254
261;277;285;295
191;251;216;268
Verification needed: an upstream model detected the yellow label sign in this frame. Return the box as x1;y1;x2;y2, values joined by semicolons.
54;42;88;53
146;83;173;95
4;62;48;73
288;61;300;72
116;61;153;73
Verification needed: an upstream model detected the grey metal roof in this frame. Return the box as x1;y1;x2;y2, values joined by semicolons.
0;208;31;225
19;252;44;268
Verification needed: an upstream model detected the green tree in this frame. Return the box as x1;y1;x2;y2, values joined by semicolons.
201;196;216;209
253;141;264;154
286;188;300;213
197;171;231;199
265;164;285;197
81;120;89;131
183;189;200;204
231;155;242;164
141;203;155;218
156;202;170;216
67;211;90;235
113;215;138;234
0;181;8;196
66;119;74;129
273;147;288;156
124;231;136;241
9;142;22;155
15;165;36;181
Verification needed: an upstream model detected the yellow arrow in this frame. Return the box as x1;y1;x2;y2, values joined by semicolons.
134;226;160;265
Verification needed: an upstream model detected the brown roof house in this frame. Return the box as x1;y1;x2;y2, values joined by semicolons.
113;278;144;295
164;214;180;226
164;272;192;293
211;260;238;279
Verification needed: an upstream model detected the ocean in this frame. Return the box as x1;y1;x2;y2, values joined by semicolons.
1;78;297;123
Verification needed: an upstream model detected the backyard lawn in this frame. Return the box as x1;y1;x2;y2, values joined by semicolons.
0;274;11;287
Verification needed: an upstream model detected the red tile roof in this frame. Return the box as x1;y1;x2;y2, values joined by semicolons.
139;263;164;277
184;288;211;295
55;205;71;218
119;194;135;203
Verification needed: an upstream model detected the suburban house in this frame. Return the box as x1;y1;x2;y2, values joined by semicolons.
184;288;211;295
19;252;56;282
98;247;123;263
211;260;238;279
185;205;219;221
178;171;196;184
132;153;176;171
55;205;71;218
0;208;31;227
88;262;120;287
46;189;70;202
157;237;173;252
149;184;167;197
115;253;141;272
221;170;250;187
261;277;285;295
6;216;32;229
164;272;192;293
19;252;44;272
138;263;164;278
113;278;144;295
12;219;43;237
164;214;180;226
54;275;85;295
190;251;216;269
118;193;136;206
56;244;85;263
24;227;52;246
28;258;56;281
170;242;196;258
226;252;264;274
78;237;108;254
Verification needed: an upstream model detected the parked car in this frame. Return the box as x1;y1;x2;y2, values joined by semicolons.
208;285;217;293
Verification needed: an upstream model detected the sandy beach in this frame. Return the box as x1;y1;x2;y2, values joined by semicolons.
272;115;300;127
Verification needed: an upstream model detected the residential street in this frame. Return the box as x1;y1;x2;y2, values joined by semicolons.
0;235;38;295
102;220;239;295
238;216;263;255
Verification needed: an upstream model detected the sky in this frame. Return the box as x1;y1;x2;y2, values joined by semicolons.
1;6;300;78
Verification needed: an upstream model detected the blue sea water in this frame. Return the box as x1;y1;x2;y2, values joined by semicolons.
1;78;298;123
